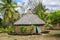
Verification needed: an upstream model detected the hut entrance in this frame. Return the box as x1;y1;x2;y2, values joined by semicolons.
36;26;41;34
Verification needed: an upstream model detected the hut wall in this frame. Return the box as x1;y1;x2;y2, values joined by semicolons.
40;26;45;32
15;26;36;34
15;26;20;34
32;26;36;34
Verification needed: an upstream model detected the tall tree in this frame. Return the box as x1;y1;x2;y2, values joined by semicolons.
33;2;48;20
0;0;20;27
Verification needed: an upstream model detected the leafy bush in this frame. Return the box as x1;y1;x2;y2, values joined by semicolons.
6;26;15;33
0;26;15;33
20;25;34;33
1;27;5;32
45;24;53;30
30;25;34;33
50;11;60;25
20;26;27;33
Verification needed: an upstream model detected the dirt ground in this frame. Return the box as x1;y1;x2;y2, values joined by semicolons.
0;30;60;40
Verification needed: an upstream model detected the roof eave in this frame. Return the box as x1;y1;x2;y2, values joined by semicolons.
14;24;45;26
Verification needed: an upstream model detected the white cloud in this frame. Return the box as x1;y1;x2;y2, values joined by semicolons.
16;0;60;13
16;0;41;14
43;0;60;11
43;0;60;5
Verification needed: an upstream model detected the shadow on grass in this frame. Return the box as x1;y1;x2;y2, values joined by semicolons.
8;33;41;36
46;34;60;38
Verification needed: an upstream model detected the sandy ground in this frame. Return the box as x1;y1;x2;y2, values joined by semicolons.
0;30;60;40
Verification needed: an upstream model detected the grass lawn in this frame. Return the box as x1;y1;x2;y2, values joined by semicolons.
0;30;60;40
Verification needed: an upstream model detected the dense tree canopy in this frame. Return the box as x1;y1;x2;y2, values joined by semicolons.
0;0;20;26
50;10;60;25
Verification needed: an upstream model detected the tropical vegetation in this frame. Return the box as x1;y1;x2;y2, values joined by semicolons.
0;0;60;33
0;0;20;27
33;2;60;29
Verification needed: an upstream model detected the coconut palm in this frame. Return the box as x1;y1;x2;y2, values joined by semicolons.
0;0;20;27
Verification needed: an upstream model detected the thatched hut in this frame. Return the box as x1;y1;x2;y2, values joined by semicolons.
14;13;45;34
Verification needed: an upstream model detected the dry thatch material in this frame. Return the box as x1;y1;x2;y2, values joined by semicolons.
14;13;45;26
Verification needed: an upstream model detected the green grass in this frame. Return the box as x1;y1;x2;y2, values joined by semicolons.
44;30;60;38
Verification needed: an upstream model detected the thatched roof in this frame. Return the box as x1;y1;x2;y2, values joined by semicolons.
14;13;45;26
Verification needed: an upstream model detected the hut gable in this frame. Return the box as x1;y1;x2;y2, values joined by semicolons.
14;13;45;26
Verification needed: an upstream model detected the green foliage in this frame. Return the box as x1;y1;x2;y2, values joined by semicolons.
44;10;60;29
33;2;57;29
0;27;5;32
0;0;20;26
45;24;53;29
20;25;34;33
30;25;34;33
5;26;15;33
8;27;15;32
34;2;47;14
0;26;15;33
50;10;60;25
33;2;48;20
20;26;27;33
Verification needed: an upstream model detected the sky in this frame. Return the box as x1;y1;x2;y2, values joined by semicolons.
0;0;60;18
14;0;28;5
14;0;60;11
42;0;60;11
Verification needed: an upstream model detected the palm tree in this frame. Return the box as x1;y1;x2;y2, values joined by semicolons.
0;0;20;27
33;2;48;20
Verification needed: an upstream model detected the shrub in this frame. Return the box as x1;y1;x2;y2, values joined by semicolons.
1;27;5;32
30;25;34;33
45;24;53;30
20;25;34;34
0;27;5;32
20;26;27;33
6;26;15;33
